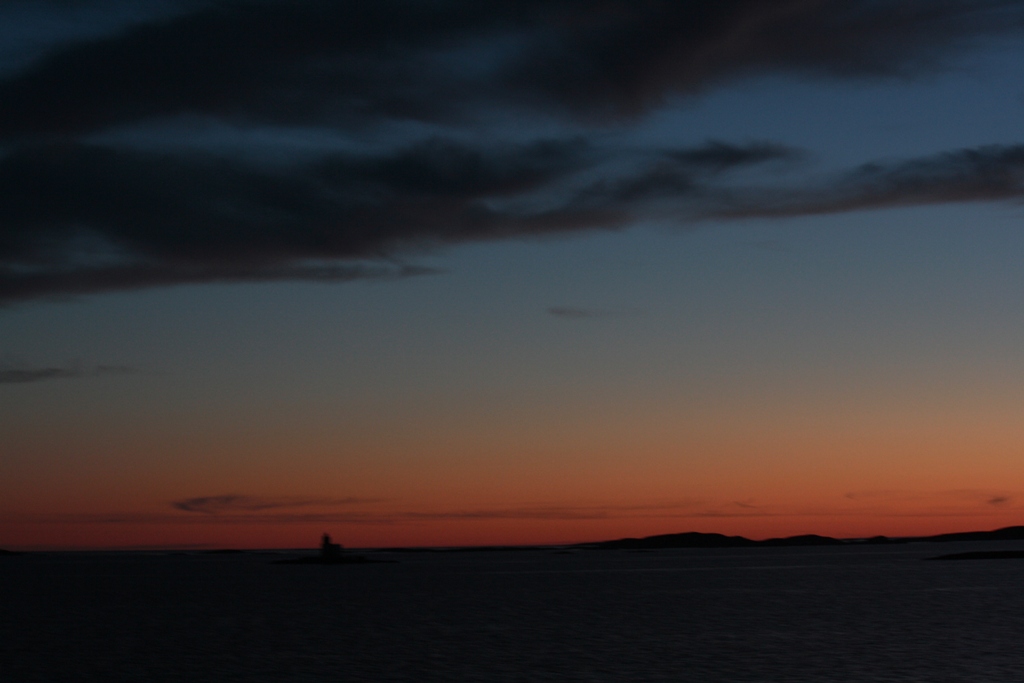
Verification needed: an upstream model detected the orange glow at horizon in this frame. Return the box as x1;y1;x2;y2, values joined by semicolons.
5;352;1024;551
4;484;1023;551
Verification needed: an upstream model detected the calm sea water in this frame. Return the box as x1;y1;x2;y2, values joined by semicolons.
3;542;1024;682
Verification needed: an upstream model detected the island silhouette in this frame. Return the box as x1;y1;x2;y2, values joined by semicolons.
574;526;1024;552
572;526;1024;561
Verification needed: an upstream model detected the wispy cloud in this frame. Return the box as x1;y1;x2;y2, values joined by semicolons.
8;492;1024;528
0;367;80;384
9;498;710;525
0;363;136;384
171;495;383;514
547;306;644;320
843;489;1020;515
709;145;1024;220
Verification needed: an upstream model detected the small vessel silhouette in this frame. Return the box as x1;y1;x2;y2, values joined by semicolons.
272;533;388;565
320;533;344;560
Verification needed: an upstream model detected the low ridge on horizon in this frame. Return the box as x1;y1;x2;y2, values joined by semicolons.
10;525;1024;554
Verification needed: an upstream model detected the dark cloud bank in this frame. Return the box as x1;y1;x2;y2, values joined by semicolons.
3;0;1024;303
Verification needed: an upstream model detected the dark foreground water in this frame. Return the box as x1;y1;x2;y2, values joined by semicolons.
3;542;1024;682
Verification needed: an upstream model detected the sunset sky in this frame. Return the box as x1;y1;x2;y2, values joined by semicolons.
4;1;1024;550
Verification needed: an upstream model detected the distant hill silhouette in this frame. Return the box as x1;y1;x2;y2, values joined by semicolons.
577;526;1024;550
760;534;846;547
580;532;844;550
920;526;1024;543
587;532;756;550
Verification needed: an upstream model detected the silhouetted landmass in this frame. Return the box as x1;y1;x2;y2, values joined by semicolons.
581;532;848;550
0;548;20;555
761;534;846;547
576;526;1024;551
927;550;1024;561
202;549;245;554
921;526;1024;543
354;526;1024;554
863;535;908;544
585;532;758;550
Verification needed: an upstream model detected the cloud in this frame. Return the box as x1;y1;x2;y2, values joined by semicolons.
0;1;1020;136
547;306;644;320
167;497;707;521
0;139;775;303
505;1;1024;119
843;489;1020;514
548;307;607;319
5;139;1024;304
666;141;801;172
0;363;136;384
710;144;1024;219
171;495;381;514
571;141;801;205
93;364;136;375
0;367;80;384
12;492;1024;528
1;2;1024;302
570;142;1024;229
0;138;588;302
4;498;713;525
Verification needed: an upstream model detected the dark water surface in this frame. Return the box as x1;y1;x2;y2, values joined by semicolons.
3;543;1024;682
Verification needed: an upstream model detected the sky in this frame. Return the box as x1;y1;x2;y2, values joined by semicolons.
4;0;1024;550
